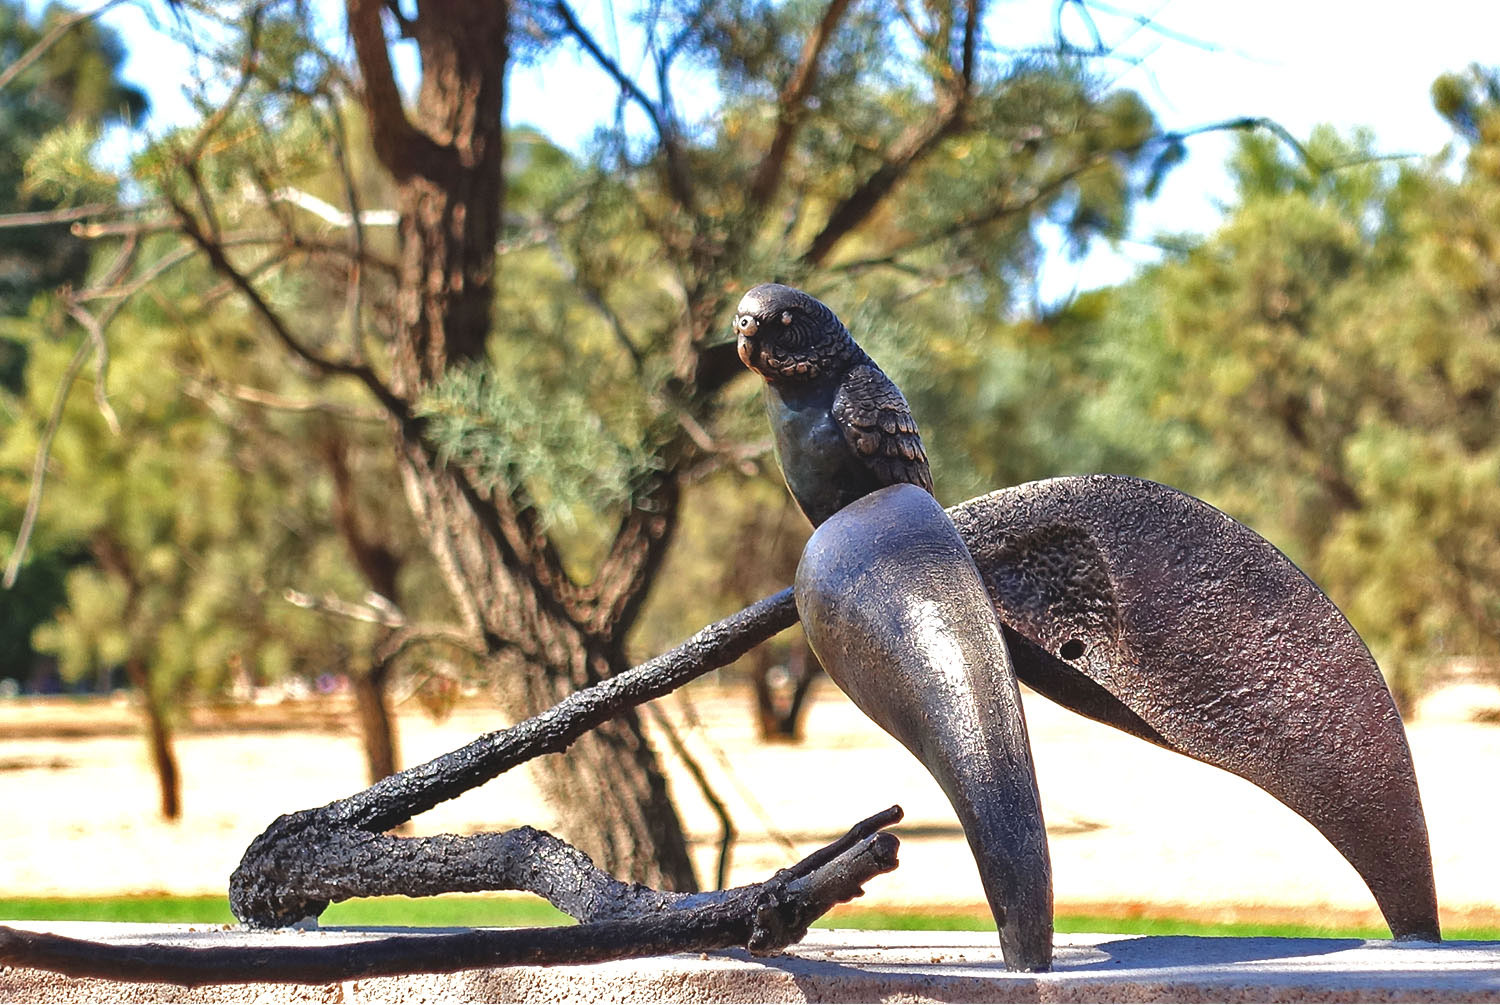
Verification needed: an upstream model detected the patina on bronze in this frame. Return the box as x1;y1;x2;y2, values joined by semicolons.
797;484;1053;972
949;474;1440;942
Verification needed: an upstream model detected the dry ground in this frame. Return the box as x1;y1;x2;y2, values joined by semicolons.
2;678;1498;931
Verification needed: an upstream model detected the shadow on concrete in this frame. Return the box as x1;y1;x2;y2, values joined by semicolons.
1089;934;1365;968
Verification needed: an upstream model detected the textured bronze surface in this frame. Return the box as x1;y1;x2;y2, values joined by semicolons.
733;284;934;526
797;485;1053;971
949;474;1440;942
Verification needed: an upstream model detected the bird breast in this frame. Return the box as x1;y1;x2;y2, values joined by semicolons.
764;383;858;522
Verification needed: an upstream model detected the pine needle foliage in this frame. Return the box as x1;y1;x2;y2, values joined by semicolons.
418;365;661;534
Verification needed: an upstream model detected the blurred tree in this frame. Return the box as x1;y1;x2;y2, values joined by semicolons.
0;542;75;685
0;0;145;382
4;245;442;816
0;0;144;689
1087;95;1500;709
4;21;450;796
20;0;1190;884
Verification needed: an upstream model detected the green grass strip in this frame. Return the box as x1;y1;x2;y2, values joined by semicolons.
2;896;1496;941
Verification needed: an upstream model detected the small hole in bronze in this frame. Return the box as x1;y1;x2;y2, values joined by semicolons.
1060;639;1086;661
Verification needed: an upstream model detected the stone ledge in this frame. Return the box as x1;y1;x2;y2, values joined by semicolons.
2;923;1498;1003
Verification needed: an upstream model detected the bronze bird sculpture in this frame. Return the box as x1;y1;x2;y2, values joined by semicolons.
734;283;933;526
739;284;1054;970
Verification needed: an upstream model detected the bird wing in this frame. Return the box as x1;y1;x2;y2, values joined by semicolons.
832;364;935;493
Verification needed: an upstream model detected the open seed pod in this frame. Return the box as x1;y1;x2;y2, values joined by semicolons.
949;475;1439;942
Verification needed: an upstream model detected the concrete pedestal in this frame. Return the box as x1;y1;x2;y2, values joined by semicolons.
2;923;1498;1002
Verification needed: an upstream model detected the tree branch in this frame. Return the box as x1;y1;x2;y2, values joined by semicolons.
346;0;457;182
829;148;1119;274
828;114;1361;278
62;301;121;436
0;202;121;229
179;8;264;173
283;587;403;627
533;213;646;372
2;336;94;590
168;195;413;427
803;119;959;266
801;0;984;266
324;100;375;366
375;622;488;663
183;377;388;423
51;232;138;436
0;0;127;92
230;587;799;924
746;0;855;207
1;226;149;587
69;220;401;278
552;0;697;212
345;586;794;827
1064;0;1239;57
578;474;680;639
646;702;737;890
0;807;901;986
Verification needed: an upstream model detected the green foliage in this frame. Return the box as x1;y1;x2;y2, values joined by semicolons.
1432;65;1500;146
9;293;370;704
0;2;146;124
0;0;145;318
0;543;79;678
419;364;661;534
0;0;147;683
1085;100;1500;700
22;118;116;205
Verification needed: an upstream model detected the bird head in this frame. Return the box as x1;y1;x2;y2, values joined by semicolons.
733;283;855;384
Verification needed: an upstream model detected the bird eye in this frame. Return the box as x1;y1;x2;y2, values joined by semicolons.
736;315;758;335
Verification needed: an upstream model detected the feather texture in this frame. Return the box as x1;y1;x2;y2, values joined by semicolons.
833;365;934;494
735;283;935;525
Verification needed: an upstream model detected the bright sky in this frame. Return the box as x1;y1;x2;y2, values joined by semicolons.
1026;1;1500;299
83;0;1500;300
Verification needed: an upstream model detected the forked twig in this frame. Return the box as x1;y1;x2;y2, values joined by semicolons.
0;807;901;986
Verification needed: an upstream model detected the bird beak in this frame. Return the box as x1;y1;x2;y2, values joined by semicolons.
797;484;1054;972
737;334;755;371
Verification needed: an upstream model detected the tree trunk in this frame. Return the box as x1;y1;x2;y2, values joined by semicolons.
349;0;696;889
124;656;180;821
394;443;697;889
751;639;821;743
321;434;403;786
352;659;400;783
515;653;696;889
93;534;180;821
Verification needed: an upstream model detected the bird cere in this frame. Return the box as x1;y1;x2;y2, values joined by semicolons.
733;283;935;526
